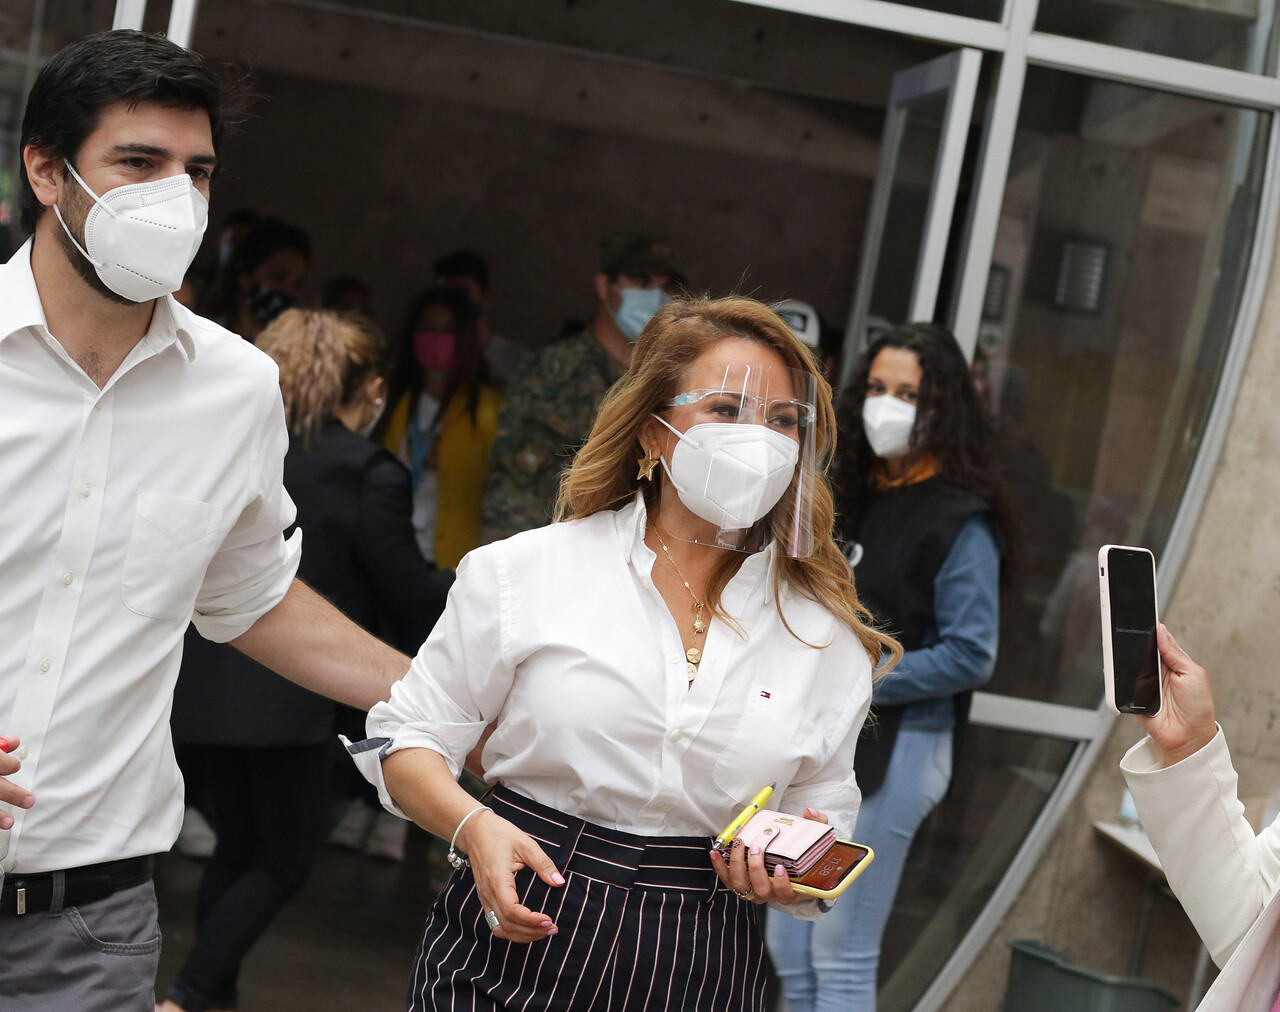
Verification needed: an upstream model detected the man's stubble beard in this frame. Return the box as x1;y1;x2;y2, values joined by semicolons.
54;173;137;308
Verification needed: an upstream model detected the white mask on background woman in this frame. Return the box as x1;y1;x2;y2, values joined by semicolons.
862;395;917;459
652;416;799;529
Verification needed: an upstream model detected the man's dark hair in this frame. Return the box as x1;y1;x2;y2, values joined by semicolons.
432;249;490;292
201;217;311;319
19;29;247;233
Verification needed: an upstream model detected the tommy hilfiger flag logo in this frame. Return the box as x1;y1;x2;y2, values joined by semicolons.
759;690;771;699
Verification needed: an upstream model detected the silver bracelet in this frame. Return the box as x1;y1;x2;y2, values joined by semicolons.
447;805;492;870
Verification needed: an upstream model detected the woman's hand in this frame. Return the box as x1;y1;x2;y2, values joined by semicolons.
1139;625;1217;767
709;807;828;905
458;809;565;942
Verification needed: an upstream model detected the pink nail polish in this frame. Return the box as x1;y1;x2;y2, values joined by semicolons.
541;919;553;927
551;872;566;886
750;846;761;856
774;864;785;877
548;927;559;936
709;850;720;861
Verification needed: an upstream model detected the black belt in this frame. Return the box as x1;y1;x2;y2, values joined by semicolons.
0;855;154;915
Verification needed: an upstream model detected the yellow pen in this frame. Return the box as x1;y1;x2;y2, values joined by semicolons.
712;782;775;852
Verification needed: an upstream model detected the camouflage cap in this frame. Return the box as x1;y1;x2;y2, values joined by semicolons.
599;231;677;278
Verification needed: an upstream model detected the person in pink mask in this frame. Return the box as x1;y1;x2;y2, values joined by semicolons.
374;286;503;570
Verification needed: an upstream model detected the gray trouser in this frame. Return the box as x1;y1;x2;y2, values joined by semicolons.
0;878;161;1011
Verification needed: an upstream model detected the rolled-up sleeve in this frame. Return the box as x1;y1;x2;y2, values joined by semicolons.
191;381;301;642
353;545;515;812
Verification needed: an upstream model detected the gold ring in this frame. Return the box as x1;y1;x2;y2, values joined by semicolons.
735;889;756;901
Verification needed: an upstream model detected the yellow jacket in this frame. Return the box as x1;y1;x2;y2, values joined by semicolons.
384;385;503;569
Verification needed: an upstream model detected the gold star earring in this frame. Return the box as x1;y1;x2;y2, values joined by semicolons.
636;450;659;481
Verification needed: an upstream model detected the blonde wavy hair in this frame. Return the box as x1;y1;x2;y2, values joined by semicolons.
255;309;386;440
556;295;900;667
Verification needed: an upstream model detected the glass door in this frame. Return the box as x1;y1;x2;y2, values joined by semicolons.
840;47;981;389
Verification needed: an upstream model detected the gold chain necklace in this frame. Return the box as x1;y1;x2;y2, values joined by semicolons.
652;523;707;683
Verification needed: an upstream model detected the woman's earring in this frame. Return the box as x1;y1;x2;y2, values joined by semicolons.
636;450;659;481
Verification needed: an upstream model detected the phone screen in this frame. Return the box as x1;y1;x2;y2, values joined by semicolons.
792;841;870;892
1104;547;1161;713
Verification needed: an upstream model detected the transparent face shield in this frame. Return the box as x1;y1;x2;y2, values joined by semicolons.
650;363;819;557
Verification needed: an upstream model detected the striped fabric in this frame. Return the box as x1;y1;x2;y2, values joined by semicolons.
407;787;767;1011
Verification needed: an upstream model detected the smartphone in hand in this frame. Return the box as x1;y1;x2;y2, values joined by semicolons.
1098;544;1163;716
789;841;875;900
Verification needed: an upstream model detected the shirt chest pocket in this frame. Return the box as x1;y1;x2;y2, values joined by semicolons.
121;491;224;620
712;682;820;805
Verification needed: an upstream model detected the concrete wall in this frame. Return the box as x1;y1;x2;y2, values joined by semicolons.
946;210;1280;1008
207;69;875;349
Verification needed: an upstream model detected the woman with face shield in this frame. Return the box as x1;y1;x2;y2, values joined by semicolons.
344;296;899;1012
766;322;1017;1012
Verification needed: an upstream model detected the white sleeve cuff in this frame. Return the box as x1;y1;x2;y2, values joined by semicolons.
192;529;302;642
340;735;412;820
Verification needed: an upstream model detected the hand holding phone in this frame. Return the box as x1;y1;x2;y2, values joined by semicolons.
1140;625;1218;767
1099;545;1163;716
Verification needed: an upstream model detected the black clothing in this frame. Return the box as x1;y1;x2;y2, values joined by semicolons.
172;418;452;746
167;742;331;1012
166;419;452;1012
849;477;987;796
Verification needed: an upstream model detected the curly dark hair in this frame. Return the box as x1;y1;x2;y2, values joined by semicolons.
833;322;1018;578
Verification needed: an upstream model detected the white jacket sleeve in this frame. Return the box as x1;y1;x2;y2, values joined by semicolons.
1121;729;1280;967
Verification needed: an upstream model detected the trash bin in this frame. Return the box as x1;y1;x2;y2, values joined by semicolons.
1002;939;1179;1012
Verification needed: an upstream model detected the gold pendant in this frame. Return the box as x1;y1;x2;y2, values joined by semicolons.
694;618;706;634
686;646;701;664
687;662;698;681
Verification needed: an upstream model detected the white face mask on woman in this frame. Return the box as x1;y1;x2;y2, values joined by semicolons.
54;163;208;303
652;415;799;529
862;395;917;459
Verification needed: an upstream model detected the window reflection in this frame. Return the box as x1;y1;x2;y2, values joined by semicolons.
977;68;1268;710
866;67;1271;1008
1036;0;1279;75
878;727;1079;1009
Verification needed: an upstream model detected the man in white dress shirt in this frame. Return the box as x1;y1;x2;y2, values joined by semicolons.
0;30;410;1010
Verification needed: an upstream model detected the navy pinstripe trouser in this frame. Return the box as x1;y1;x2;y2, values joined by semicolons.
406;787;767;1011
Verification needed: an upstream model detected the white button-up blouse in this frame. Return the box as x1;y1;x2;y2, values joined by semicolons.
358;494;872;862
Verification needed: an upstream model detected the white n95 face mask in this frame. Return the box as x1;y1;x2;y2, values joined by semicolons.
862;395;917;459
653;416;800;530
55;163;209;303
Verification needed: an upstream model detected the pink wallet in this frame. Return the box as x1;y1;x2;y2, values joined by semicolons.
736;809;836;877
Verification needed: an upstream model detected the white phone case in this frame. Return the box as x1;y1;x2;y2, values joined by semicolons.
1098;544;1162;716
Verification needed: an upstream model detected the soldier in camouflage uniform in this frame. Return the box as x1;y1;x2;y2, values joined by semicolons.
482;232;678;543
